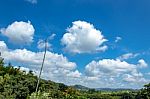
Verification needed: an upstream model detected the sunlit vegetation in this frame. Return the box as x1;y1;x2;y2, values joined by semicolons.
0;57;150;99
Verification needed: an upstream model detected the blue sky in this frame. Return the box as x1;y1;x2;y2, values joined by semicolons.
0;0;150;88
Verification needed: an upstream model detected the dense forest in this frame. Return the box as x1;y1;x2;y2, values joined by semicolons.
0;57;150;99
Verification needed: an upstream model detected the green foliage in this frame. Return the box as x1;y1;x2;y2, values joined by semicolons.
28;91;51;99
136;83;150;99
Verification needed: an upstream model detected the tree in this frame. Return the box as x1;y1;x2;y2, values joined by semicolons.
136;83;150;99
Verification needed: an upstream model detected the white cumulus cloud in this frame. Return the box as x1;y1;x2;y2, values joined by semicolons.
0;41;8;51
61;20;108;54
0;41;81;85
67;70;82;78
137;59;148;68
84;58;149;88
85;59;136;77
0;21;35;45
0;40;149;88
123;73;147;83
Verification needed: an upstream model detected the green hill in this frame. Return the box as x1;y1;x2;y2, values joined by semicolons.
71;85;90;91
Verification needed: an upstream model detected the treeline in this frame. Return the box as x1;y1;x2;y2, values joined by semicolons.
0;57;150;99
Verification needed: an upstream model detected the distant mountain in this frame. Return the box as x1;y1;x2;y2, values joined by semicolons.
71;85;90;91
72;85;138;92
95;88;138;91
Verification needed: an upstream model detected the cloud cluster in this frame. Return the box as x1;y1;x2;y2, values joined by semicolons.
84;59;149;88
123;73;146;83
0;41;7;51
0;21;35;45
0;40;149;88
0;20;149;88
137;59;148;68
61;20;108;54
0;41;81;85
85;59;136;77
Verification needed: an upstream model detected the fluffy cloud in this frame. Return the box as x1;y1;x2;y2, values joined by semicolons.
61;20;108;54
25;0;37;4
67;70;82;78
0;41;7;51
0;41;81;85
117;53;139;60
85;59;136;77
84;59;149;88
137;59;148;68
0;21;35;45
115;36;122;43
0;40;149;88
123;73;146;83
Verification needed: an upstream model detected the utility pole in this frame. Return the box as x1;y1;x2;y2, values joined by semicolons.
0;52;1;59
0;52;3;61
0;52;4;67
35;39;48;93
